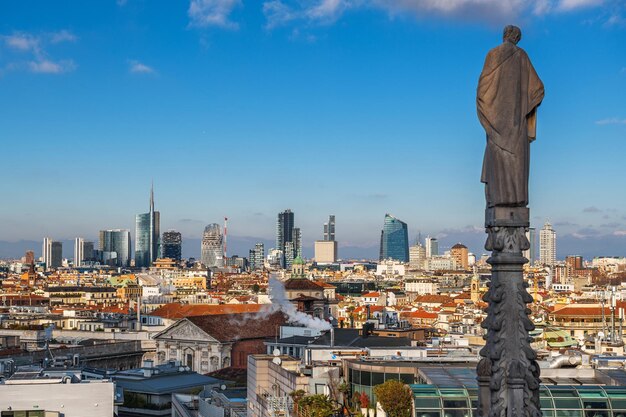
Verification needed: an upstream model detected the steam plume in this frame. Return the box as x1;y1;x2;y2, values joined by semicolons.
267;277;332;331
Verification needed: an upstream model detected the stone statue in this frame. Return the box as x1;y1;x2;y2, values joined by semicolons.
477;26;546;417
477;25;544;208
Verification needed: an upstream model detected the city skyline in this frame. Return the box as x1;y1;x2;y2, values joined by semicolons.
1;1;625;258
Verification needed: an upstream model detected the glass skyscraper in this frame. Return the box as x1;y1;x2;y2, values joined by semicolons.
162;230;182;261
201;223;224;268
99;229;131;267
276;209;295;268
380;214;409;262
324;215;336;241
135;185;160;268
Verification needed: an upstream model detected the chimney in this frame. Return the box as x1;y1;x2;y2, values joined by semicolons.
330;328;335;348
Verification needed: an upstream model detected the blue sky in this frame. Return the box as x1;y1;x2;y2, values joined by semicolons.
1;0;625;259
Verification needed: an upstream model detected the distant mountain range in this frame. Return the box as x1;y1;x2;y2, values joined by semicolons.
1;232;622;262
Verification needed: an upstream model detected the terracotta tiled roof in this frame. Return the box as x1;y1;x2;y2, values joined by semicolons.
187;311;287;342
414;294;453;304
362;292;380;297
284;279;323;291
453;292;472;300
354;305;384;313
402;310;438;319
314;281;336;289
551;306;610;317
150;303;264;319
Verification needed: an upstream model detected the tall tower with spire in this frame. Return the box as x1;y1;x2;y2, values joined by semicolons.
135;183;161;268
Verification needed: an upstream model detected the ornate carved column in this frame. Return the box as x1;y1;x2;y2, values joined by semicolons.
478;207;541;417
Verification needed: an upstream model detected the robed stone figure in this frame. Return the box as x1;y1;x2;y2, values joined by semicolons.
478;26;544;208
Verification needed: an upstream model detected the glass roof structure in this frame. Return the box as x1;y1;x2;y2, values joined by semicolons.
412;384;626;417
412;381;626;417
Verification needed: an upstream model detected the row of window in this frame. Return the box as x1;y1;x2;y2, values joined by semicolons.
349;369;415;386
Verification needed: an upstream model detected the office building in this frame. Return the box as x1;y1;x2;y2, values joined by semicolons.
50;241;62;269
249;243;265;271
379;214;409;262
323;215;336;241
450;243;469;270
99;229;131;267
425;236;439;258
74;237;84;267
524;227;537;264
314;240;337;263
292;227;302;259
83;241;94;263
135;185;161;268
42;237;52;269
276;209;295;267
285;241;295;269
162;230;182;261
316;215;337;263
409;243;426;269
566;255;584;271
540;221;557;266
201;224;224;268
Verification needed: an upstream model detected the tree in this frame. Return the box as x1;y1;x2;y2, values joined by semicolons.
373;380;413;417
297;394;336;417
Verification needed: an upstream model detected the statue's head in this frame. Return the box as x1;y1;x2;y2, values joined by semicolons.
503;25;522;45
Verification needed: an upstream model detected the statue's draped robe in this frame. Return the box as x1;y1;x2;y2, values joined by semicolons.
477;41;544;207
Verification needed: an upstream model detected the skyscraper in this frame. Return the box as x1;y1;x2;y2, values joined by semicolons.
316;215;337;263
379;214;409;262
162;230;182;261
42;237;52;269
99;229;131;267
540;222;557;266
249;242;265;271
201;224;224;268
135;185;161;268
74;237;84;267
425;236;439;258
323;215;336;241
83;241;94;263
292;227;302;258
51;241;63;269
276;209;295;268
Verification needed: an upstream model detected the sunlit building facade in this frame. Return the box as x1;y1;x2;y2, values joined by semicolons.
380;214;409;263
201;224;224;268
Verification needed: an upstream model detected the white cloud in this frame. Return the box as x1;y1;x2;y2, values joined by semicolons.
28;59;75;74
129;60;155;74
262;0;612;28
596;117;626;125
1;30;77;75
49;30;77;44
3;33;39;52
188;0;242;29
558;0;603;11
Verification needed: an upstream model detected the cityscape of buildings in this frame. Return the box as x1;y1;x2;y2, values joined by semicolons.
2;185;625;417
1;2;624;416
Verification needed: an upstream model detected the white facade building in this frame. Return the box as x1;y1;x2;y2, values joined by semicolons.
540;222;557;266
